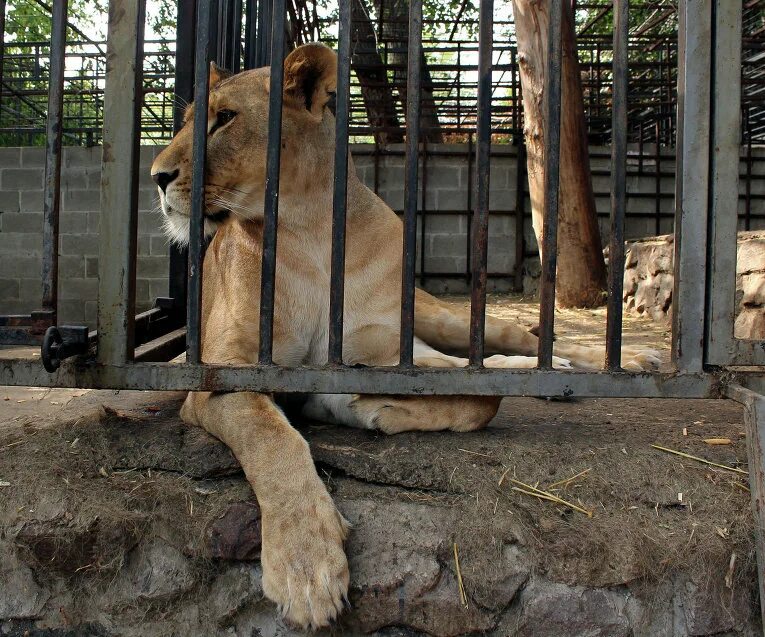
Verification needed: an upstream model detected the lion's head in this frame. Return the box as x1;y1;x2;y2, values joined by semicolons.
151;43;338;244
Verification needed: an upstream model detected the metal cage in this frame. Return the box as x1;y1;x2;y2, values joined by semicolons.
1;0;765;627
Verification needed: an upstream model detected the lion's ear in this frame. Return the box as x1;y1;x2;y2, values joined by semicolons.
283;43;337;120
209;62;232;88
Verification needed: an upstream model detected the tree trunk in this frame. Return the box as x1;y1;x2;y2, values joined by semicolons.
512;0;607;308
351;0;404;144
372;0;444;143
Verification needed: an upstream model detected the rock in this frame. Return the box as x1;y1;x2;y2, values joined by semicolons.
15;516;140;574
742;272;765;307
0;549;49;619
206;502;262;561
737;237;765;274
342;499;496;636
110;540;196;604
515;580;631;637
208;564;263;623
735;307;765;340
97;408;240;478
682;578;753;635
623;231;765;329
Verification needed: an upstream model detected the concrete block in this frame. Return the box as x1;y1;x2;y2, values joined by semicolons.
61;212;89;234
137;255;169;278
87;212;100;233
423;255;467;274
0;232;42;256
138;235;151;256
424;165;461;189
2;168;43;191
0;191;20;214
148;278;168;300
60;169;89;190
429;233;468;258
0;148;21;168
150;234;170;256
85;257;99;279
58;255;86;278
63;189;101;212
19;190;43;212
18;276;43;302
433;188;468;210
0;279;20;301
61;234;100;256
0;212;43;233
425;214;463;234
0;256;40;278
60;277;99;300
20;147;46;167
63;146;101;168
488;188;517;211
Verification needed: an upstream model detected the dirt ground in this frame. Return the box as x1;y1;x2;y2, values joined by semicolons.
0;296;758;636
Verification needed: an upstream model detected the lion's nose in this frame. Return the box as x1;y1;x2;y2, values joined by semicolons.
151;169;179;193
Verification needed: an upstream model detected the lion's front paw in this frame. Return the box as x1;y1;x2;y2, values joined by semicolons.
621;347;663;371
261;491;350;629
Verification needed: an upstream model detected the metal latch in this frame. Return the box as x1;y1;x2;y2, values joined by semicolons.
41;326;90;373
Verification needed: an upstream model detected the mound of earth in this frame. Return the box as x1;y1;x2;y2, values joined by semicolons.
0;389;758;636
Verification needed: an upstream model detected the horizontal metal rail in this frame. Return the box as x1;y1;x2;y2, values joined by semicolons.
0;358;725;398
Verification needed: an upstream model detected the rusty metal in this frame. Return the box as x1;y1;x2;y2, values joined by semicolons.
258;0;286;365
398;0;422;367
96;0;145;365
537;0;564;369
187;0;213;364
328;0;352;365
605;0;629;370
468;0;493;366
41;0;67;319
671;0;712;373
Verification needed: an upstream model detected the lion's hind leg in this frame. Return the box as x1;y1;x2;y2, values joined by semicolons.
300;338;569;434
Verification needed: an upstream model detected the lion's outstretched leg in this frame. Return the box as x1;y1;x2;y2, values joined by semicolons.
413;288;661;370
180;391;349;629
301;338;570;433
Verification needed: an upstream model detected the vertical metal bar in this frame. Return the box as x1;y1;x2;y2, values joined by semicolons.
98;0;145;364
258;0;286;365
398;0;422;367
209;0;220;66
420;141;428;284
654;122;661;235
705;0;742;366
465;133;473;281
187;0;214;364
173;0;197;132
468;0;493;366
513;139;526;292
244;0;257;70
0;0;7;112
605;0;628;370
746;113;753;231
170;0;196;318
671;0;712;372
536;0;563;369
232;0;243;73
257;0;273;67
41;0;68;319
328;0;352;365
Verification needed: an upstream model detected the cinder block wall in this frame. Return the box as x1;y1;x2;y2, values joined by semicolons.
0;144;763;327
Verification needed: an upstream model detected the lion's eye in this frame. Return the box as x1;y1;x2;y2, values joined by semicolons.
210;109;237;135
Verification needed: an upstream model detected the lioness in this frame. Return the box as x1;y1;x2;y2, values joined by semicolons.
151;43;660;628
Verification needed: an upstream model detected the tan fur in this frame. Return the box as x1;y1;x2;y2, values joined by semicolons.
151;43;660;629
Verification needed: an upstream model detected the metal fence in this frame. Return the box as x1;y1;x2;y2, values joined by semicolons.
1;0;765;625
1;3;764;147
